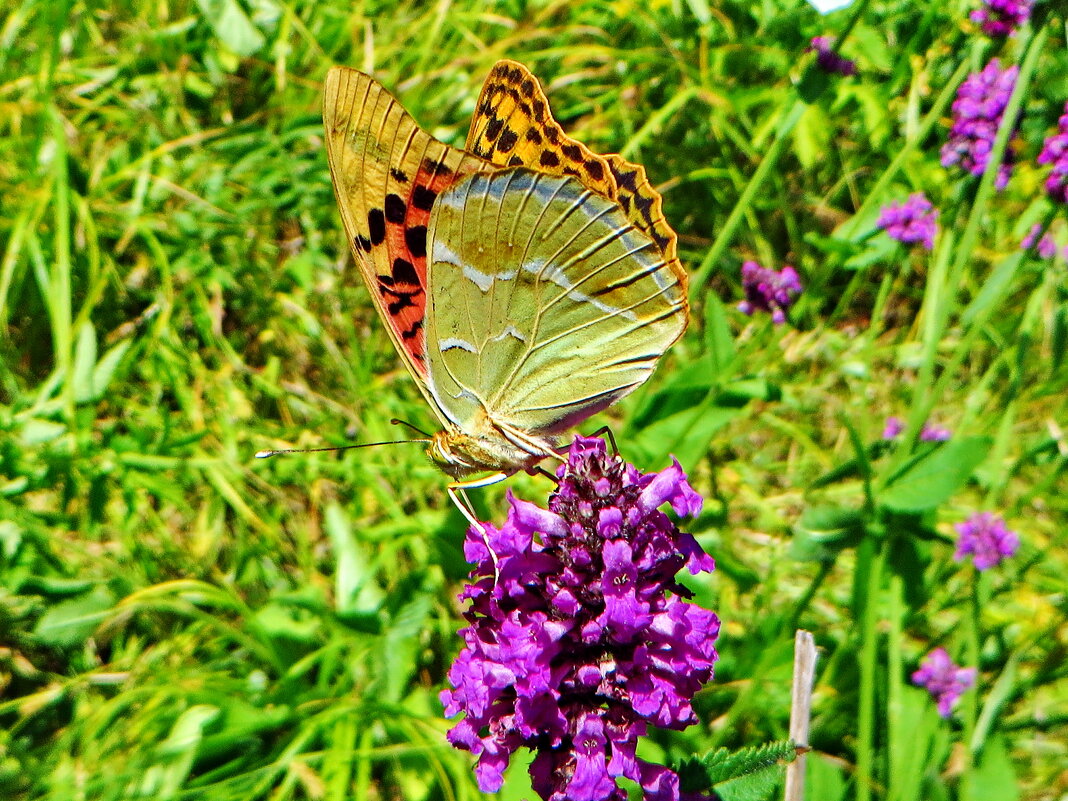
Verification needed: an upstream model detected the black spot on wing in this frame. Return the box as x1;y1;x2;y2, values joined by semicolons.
616;169;639;193
405;225;427;259
401;319;423;340
539;150;560;168
561;143;582;162
532;98;545;121
525;127;542;144
520;78;535;97
384;194;406;224
498;128;519;153
368;208;386;246
585;160;605;181
390;168;409;183
421;157;452;176
392;257;419;285
508;155;523;166
412;185;437;211
486;116;504;142
388;293;415;315
355;234;372;253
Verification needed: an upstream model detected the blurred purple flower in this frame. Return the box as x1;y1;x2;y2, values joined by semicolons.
919;423;951;442
738;261;803;325
882;416;904;440
808;36;857;76
940;59;1019;190
970;0;1033;37
877;193;939;250
954;511;1019;570
912;648;976;718
883;417;951;442
1038;102;1068;205
441;436;719;801
1021;223;1058;259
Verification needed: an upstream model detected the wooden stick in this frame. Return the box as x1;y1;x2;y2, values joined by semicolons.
784;630;818;801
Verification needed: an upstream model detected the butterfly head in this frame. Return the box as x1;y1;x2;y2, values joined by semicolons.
427;426;555;479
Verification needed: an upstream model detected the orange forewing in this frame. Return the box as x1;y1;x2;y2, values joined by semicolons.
323;66;492;377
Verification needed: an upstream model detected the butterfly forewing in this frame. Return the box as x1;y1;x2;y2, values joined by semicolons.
466;59;620;200
322;66;491;391
424;168;687;436
467;61;685;291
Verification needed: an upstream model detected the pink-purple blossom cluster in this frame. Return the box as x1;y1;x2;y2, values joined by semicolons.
954;511;1020;570
912;648;977;718
940;59;1019;190
969;0;1033;37
441;436;719;801
1020;223;1067;261
738;261;803;324
808;36;857;77
1038;102;1068;205
882;416;951;442
877;193;939;250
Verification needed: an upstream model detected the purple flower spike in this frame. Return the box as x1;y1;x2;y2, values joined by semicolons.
441;436;720;801
882;416;904;440
970;0;1033;37
940;59;1019;190
919;422;951;442
738;261;803;325
912;648;977;718
808;36;857;76
954;511;1019;570
877;193;939;250
1038;102;1068;205
1021;223;1058;259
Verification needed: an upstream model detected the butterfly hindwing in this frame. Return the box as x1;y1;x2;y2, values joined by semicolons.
423;168;687;435
322;66;491;387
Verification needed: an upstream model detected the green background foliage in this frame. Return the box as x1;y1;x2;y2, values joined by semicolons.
1;0;1066;799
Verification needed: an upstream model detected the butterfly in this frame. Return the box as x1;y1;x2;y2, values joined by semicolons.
321;60;687;515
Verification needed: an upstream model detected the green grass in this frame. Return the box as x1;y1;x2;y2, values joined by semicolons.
2;1;1067;799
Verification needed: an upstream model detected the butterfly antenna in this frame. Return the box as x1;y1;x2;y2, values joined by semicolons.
390;418;432;438
255;438;429;460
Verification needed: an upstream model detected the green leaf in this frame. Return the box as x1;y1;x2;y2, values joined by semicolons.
71;321;97;403
88;338;132;402
703;291;737;382
792;104;831;168
325;503;384;615
961;253;1023;327
965;734;1019;801
193;0;266;57
137;705;220;799
19;417;66;445
678;741;795;796
629;402;741;470
880;437;992;512
791;505;866;561
380;592;433;703
32;585;115;647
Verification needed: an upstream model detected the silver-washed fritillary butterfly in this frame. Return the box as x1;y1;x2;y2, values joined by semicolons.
321;60;687;510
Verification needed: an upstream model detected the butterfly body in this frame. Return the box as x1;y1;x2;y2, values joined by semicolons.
322;62;687;487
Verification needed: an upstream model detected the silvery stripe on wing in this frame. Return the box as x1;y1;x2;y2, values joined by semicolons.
439;337;478;353
432;238;520;293
490;325;526;343
522;258;639;322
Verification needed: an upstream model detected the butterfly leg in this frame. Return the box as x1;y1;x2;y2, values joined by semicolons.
447;472;509;580
584;425;619;455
